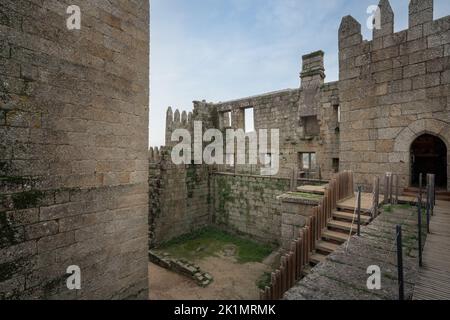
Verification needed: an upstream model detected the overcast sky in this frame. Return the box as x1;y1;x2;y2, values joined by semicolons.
149;0;450;147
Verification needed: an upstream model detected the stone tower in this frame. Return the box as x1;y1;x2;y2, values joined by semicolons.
1;1;150;299
338;0;450;190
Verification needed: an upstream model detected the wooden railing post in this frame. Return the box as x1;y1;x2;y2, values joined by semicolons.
431;174;435;215
262;170;360;301
419;173;423;204
395;175;400;204
374;176;380;217
426;174;431;234
389;173;394;204
383;173;389;205
357;186;362;236
417;197;423;268
396;225;404;301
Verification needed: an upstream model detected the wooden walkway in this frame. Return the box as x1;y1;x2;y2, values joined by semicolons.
337;193;380;212
285;205;420;300
413;200;450;300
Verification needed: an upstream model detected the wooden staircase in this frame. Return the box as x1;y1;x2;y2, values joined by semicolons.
296;182;376;271
260;171;375;300
309;206;372;266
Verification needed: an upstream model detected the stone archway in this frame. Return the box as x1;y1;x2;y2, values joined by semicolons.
410;134;447;188
393;119;450;191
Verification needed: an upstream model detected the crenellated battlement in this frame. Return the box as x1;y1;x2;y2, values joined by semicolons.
338;0;449;83
373;0;394;40
340;0;445;52
409;0;433;28
149;145;172;164
165;106;194;146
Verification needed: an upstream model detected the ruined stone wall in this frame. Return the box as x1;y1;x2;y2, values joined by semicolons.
339;0;450;191
215;89;306;178
317;82;341;179
147;52;340;247
148;147;210;247
212;173;290;245
148;102;216;247
1;0;149;299
213;52;340;181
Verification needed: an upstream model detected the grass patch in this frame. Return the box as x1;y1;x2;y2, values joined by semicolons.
158;227;274;264
393;204;413;210
256;272;272;290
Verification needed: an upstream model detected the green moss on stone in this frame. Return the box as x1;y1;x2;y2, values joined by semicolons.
0;213;19;248
12;190;44;210
216;177;233;225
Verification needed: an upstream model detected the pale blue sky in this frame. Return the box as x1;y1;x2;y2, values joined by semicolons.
149;0;450;147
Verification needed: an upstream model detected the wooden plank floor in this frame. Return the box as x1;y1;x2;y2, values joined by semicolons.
337;193;381;212
413;200;450;300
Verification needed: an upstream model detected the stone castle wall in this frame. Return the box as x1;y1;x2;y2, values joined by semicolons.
215;89;302;178
148;53;340;247
212;51;341;181
1;0;149;299
212;173;290;245
339;0;450;191
148;0;450;256
148;147;210;247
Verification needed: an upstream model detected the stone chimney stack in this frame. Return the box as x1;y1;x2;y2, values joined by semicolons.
409;0;433;28
300;50;325;89
373;0;394;39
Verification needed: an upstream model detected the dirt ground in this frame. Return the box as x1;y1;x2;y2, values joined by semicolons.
149;254;275;300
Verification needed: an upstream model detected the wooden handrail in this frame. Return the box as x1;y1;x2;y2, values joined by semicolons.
260;171;354;300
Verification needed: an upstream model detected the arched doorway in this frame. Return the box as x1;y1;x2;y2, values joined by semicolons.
411;134;447;188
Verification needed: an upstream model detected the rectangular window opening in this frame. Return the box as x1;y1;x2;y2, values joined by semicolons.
244;108;255;133
299;152;317;171
226;153;235;167
332;158;340;173
223;111;232;128
334;105;341;124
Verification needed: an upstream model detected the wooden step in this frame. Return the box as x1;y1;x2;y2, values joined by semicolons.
322;230;349;243
316;240;340;254
333;211;371;223
328;220;357;233
310;253;327;265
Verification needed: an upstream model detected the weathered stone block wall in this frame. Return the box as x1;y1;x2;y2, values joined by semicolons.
148;148;210;247
212;52;340;181
212;173;290;244
279;194;320;249
1;0;149;299
215;89;311;178
317;82;340;179
339;1;450;190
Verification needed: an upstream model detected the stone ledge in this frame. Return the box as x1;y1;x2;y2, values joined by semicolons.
277;192;322;205
149;250;213;287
